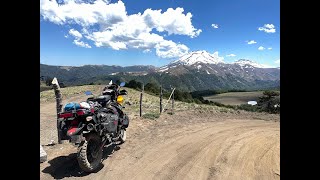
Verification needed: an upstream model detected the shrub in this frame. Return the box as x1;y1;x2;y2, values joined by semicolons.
142;113;160;120
126;80;143;90
237;104;260;112
258;90;280;114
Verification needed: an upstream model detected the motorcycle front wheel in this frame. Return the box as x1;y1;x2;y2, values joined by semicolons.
119;129;126;143
77;133;103;172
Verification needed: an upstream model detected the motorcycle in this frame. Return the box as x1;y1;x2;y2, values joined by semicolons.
57;81;129;172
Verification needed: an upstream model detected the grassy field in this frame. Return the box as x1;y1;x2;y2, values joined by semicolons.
203;91;264;106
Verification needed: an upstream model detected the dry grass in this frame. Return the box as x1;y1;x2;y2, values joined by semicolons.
40;85;233;118
121;87;235;117
40;85;103;102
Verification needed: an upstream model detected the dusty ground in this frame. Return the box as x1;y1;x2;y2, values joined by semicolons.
40;87;279;180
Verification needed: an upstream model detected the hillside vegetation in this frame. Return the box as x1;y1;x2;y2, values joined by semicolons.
125;80;280;114
40;85;243;117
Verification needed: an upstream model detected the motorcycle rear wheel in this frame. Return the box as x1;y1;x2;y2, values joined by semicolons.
77;133;103;172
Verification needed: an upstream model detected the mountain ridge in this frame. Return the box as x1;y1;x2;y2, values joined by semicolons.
40;51;279;91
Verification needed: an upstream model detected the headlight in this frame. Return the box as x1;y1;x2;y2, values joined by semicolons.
117;95;124;105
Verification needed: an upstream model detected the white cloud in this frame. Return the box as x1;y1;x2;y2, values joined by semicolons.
247;40;257;44
69;29;82;39
211;24;219;29
258;46;265;50
268;47;272;50
155;39;189;58
143;49;152;53
40;0;127;27
275;59;280;64
73;39;92;48
226;54;236;57
40;0;201;58
143;8;202;38
258;24;276;33
211;51;224;62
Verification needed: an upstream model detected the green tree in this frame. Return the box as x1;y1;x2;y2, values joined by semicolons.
144;82;159;94
45;77;53;86
115;79;121;85
258;90;280;113
127;80;143;90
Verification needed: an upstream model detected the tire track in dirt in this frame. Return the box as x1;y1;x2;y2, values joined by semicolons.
87;120;279;180
207;126;279;180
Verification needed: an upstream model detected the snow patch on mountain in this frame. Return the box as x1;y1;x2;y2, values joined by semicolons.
109;72;118;75
159;67;168;72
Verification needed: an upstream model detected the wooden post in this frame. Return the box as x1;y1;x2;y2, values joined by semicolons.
162;88;175;113
172;89;174;114
52;77;63;144
140;83;144;117
160;86;163;113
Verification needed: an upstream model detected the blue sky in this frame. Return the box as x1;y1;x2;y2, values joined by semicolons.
40;0;280;67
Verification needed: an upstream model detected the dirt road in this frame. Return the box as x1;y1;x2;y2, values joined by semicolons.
40;104;279;180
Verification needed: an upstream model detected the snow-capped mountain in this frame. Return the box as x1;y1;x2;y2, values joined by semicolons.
233;59;269;68
159;51;272;71
170;50;224;65
158;50;225;73
156;50;280;83
158;50;275;72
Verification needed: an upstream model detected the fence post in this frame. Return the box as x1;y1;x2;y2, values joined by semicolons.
160;86;163;113
51;77;63;144
140;83;144;117
162;88;175;113
172;89;174;114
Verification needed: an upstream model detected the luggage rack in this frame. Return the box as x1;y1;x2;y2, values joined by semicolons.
58;108;94;119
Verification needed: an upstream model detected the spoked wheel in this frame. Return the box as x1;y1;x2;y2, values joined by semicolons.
77;133;103;172
119;129;126;143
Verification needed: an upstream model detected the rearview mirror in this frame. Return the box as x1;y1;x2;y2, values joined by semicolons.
120;82;126;87
85;91;93;96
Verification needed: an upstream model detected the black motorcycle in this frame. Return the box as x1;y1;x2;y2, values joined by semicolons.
57;82;129;172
